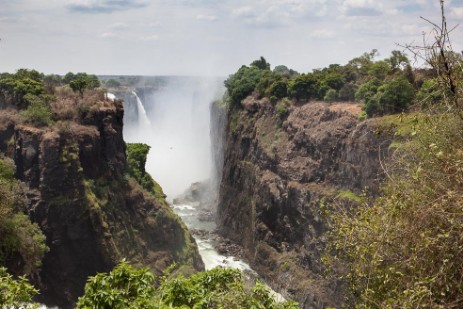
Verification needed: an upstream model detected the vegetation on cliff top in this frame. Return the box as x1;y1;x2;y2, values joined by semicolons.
126;143;167;204
326;2;463;307
224;49;437;117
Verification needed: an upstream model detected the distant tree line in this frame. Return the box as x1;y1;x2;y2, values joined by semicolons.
224;50;459;117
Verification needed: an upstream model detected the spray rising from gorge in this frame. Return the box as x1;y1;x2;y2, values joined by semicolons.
122;77;223;198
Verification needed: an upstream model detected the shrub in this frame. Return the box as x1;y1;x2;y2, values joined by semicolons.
77;261;299;308
327;114;463;308
267;80;288;99
20;95;53;127
126;143;166;201
0;158;48;276
288;73;319;101
378;77;415;114
0;267;38;308
323;88;338;102
224;65;265;107
338;82;358;101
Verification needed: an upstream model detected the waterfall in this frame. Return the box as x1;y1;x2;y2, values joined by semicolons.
132;91;151;126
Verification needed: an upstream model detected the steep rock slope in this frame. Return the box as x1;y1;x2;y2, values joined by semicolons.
217;97;391;308
1;100;203;308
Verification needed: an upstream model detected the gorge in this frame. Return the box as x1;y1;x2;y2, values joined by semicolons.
118;75;394;308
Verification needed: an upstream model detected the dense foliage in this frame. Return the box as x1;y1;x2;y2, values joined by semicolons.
77;260;298;308
0;158;48;276
65;72;101;98
224;51;419;117
0;69;45;108
326;4;463;307
126;143;166;202
0;158;47;307
0;267;38;309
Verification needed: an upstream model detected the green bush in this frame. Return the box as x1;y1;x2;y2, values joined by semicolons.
224;65;265;107
0;267;38;308
288;73;319;101
20;94;53;127
126;143;166;201
327;113;463;307
77;260;156;309
323;88;338;102
378;77;415;114
355;78;382;101
0;157;48;276
77;261;299;308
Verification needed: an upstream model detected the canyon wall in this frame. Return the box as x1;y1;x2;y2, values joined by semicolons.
0;99;203;308
216;96;391;308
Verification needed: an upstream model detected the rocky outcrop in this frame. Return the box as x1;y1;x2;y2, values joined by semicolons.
217;97;391;308
3;100;203;308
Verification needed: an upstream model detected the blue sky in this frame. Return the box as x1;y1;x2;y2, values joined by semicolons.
0;0;462;75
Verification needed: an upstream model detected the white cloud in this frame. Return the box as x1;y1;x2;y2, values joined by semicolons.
139;34;159;41
231;6;255;18
196;14;217;21
99;31;117;38
451;6;463;18
341;0;383;16
310;29;335;39
231;0;329;27
109;22;129;30
67;0;148;13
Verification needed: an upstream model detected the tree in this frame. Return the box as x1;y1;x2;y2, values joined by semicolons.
66;72;101;98
251;56;271;70
105;78;121;88
63;72;75;84
274;65;298;77
288;73;319;101
224;65;265;107
0;69;48;108
387;50;410;70
70;78;88;98
378;77;415;114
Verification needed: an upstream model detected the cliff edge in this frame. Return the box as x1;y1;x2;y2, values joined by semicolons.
0;96;203;308
217;96;391;308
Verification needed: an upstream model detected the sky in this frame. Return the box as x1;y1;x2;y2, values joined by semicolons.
0;0;462;76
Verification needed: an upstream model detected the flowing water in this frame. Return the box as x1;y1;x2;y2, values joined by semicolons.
121;77;251;269
120;78;261;271
120;77;283;300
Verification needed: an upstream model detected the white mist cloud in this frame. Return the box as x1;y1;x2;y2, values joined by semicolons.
123;77;224;198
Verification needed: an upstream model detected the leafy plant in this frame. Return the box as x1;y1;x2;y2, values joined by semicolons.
19;94;54;127
0;267;39;309
77;261;299;308
77;260;156;309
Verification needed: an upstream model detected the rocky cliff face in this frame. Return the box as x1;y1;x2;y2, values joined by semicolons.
217;97;391;308
1;100;203;308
